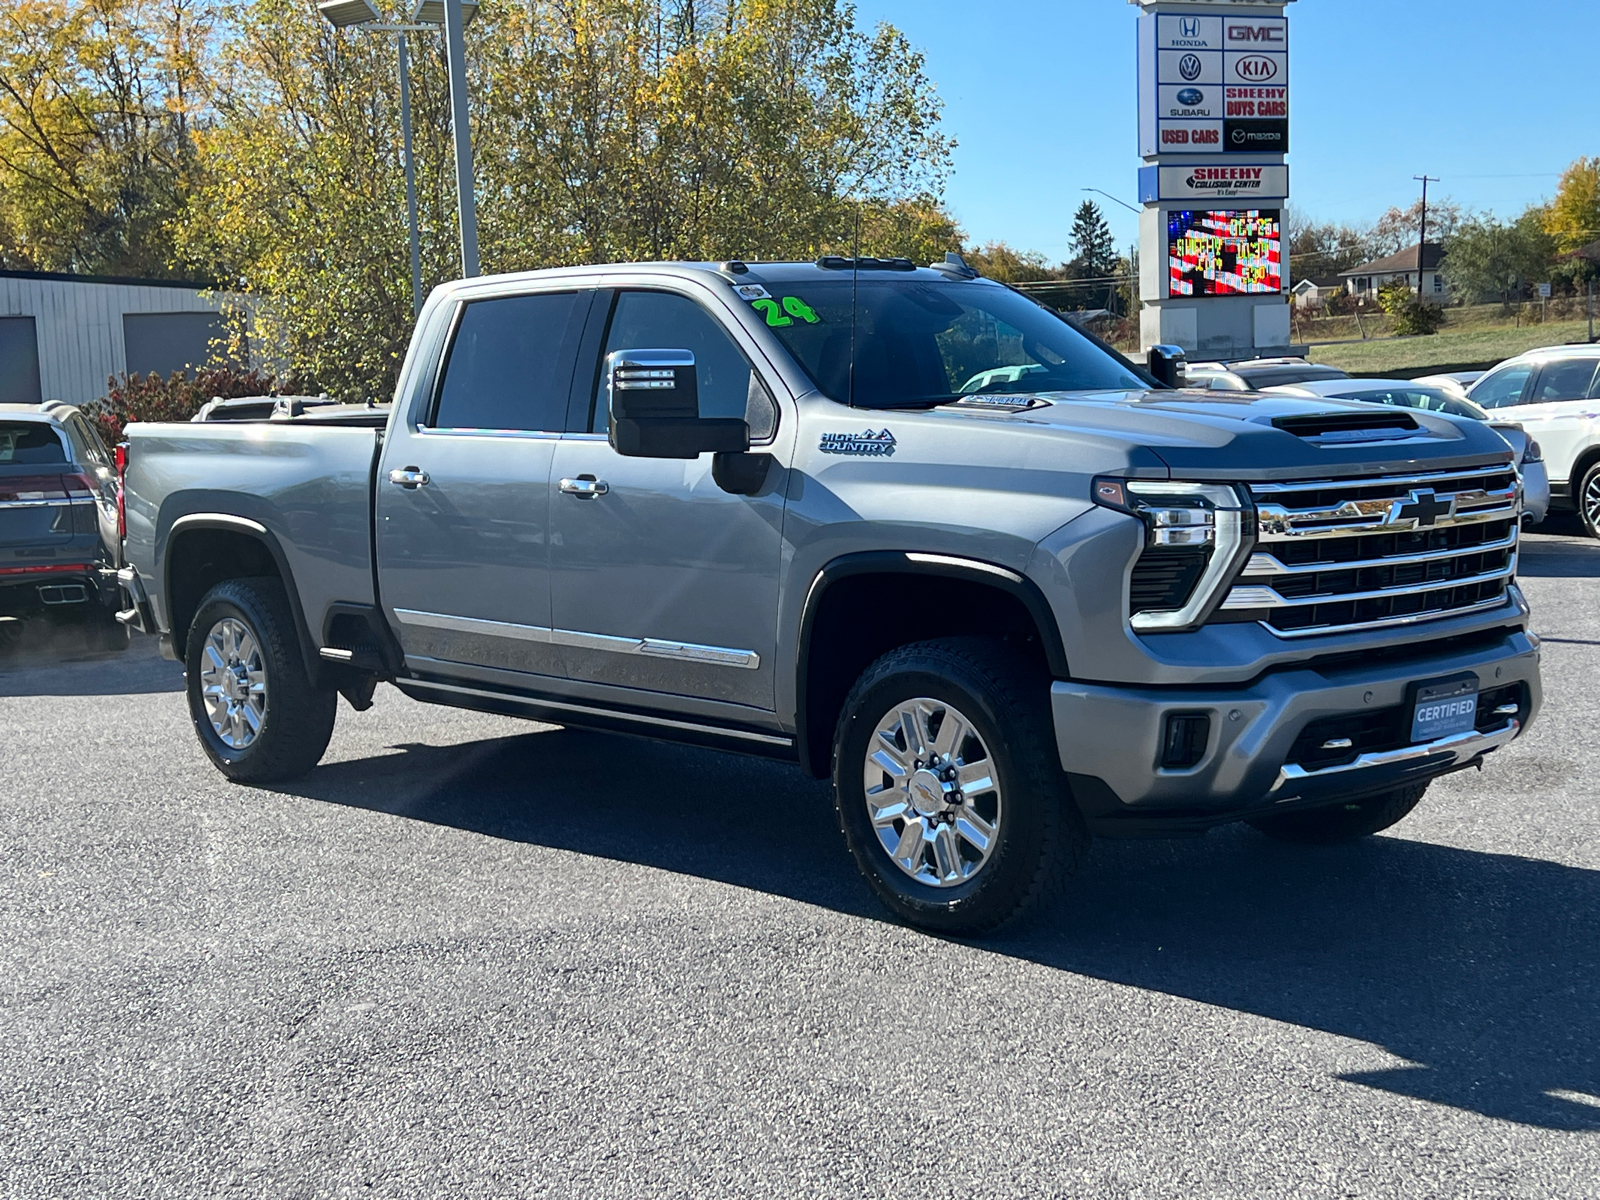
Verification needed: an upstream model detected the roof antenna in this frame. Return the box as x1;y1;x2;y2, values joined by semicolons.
849;206;861;409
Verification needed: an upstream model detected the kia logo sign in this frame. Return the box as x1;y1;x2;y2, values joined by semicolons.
1234;55;1278;81
1176;88;1204;106
1179;16;1201;38
1179;54;1203;81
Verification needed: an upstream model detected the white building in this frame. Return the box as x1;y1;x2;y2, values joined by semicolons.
1339;243;1449;304
0;270;246;408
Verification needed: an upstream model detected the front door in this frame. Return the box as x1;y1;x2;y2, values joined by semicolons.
547;287;785;713
1513;356;1600;487
376;288;593;678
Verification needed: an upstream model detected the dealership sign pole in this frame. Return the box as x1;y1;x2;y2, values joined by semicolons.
1132;0;1295;359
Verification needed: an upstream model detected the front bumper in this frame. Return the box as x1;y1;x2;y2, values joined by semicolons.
1052;623;1541;835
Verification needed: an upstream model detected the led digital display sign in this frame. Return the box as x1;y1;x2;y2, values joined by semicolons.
1167;208;1282;297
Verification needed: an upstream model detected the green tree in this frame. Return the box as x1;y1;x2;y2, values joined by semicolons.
1068;200;1116;277
1443;210;1556;307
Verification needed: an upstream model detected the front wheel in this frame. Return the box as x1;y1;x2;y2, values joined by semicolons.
185;577;337;783
1578;461;1600;539
1247;782;1429;844
832;638;1086;935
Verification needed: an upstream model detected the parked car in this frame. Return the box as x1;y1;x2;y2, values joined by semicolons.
1262;378;1549;524
1413;371;1484;398
116;260;1540;934
1185;357;1351;392
0;400;128;651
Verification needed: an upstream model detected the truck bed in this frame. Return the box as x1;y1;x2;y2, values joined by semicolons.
121;421;383;646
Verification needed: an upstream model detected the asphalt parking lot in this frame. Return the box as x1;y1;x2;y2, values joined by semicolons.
2;528;1597;1199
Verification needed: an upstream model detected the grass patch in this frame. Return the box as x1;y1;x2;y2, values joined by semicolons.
1309;321;1596;378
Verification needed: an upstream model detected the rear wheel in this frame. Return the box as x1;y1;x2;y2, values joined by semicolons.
1247;782;1429;844
1577;461;1600;539
185;577;337;783
832;637;1086;935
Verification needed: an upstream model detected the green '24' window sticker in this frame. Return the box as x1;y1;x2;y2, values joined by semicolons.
752;296;821;328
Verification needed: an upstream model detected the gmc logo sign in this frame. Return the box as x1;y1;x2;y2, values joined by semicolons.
1229;25;1284;42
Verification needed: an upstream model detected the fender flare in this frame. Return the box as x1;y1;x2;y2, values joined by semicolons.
792;550;1071;777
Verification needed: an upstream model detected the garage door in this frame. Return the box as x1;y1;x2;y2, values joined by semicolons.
122;311;228;378
0;317;43;405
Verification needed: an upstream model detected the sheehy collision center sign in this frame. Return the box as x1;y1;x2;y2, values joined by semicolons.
1139;163;1289;202
1138;11;1288;156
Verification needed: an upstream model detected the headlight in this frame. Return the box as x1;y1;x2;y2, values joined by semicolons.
1522;439;1543;464
1093;478;1256;632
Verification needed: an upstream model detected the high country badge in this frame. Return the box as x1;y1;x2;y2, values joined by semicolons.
819;428;897;456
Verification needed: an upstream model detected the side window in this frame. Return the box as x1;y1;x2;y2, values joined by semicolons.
1470;365;1533;410
69;414;109;465
432;291;586;432
1532;358;1600;403
595;290;776;438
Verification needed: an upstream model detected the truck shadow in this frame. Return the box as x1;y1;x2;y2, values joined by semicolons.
293;725;1600;1133
1518;530;1600;578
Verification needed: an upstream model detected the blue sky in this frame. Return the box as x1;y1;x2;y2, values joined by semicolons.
850;0;1600;263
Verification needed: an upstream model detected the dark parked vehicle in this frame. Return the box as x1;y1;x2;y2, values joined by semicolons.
0;401;127;651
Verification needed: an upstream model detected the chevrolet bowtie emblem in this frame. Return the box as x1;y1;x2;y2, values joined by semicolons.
1389;488;1454;528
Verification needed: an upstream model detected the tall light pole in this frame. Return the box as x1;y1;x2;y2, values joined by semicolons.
316;0;481;296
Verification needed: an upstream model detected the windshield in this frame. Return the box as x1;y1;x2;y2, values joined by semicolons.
750;278;1151;408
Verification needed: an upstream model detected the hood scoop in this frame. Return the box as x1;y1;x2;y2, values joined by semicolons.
1270;409;1420;444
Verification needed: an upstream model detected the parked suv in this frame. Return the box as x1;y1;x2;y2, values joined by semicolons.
1467;344;1600;535
1186;357;1350;392
0;401;127;651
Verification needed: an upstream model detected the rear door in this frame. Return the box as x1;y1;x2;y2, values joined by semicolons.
375;288;594;678
1514;355;1600;488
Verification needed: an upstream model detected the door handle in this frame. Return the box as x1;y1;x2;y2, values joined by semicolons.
560;475;609;498
388;467;430;489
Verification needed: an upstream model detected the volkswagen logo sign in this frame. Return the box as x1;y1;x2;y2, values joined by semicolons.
1176;88;1204;106
1179;16;1201;38
1178;53;1203;81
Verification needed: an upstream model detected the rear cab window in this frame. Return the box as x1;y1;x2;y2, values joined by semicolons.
431;291;589;433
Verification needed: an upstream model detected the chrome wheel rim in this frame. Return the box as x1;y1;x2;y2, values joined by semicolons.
862;697;1002;888
199;617;267;749
1585;473;1600;531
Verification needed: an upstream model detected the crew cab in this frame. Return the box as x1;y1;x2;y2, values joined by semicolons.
116;259;1542;933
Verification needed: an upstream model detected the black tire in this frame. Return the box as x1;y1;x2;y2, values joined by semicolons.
1246;781;1429;844
832;637;1087;935
185;576;337;783
1577;460;1600;539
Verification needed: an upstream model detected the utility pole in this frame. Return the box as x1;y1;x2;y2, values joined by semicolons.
397;34;422;314
1413;175;1439;299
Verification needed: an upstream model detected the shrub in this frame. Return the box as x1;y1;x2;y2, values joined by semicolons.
1376;280;1444;336
80;367;288;445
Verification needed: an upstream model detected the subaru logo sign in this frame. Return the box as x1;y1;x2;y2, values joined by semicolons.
1176;88;1204;106
1178;53;1203;81
1179;16;1201;38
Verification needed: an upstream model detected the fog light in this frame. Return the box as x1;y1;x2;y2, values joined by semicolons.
1161;713;1210;769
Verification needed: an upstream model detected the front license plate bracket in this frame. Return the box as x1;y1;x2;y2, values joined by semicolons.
1407;672;1480;744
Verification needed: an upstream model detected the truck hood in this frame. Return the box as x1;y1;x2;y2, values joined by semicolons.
932;388;1513;480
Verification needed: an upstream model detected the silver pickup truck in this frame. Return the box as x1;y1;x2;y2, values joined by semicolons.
117;258;1542;933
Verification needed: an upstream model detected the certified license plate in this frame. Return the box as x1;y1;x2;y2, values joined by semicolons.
1410;675;1480;743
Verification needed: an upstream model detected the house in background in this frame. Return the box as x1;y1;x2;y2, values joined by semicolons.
0;270;247;408
1290;275;1343;310
1339;243;1449;304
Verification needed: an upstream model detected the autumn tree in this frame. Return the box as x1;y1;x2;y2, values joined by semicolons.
0;0;209;276
1544;156;1600;253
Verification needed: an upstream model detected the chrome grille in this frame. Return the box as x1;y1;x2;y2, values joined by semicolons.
1216;464;1520;637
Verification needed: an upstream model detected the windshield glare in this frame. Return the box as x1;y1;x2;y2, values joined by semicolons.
751;279;1150;408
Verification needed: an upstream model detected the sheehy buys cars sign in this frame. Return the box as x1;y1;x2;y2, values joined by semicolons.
1138;11;1288;156
1139;163;1289;203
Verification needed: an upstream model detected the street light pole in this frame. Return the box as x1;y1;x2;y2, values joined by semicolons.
441;0;479;277
397;34;422;314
